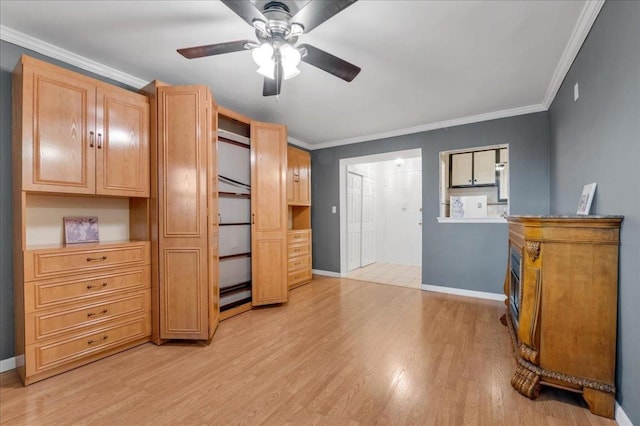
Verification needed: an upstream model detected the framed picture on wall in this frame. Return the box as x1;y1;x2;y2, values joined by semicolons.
577;183;597;215
64;216;99;244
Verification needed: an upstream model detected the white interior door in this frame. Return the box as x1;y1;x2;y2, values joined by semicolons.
347;172;363;271
361;176;377;266
384;168;422;265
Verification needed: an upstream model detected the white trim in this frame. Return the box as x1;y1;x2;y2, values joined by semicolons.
421;284;505;302
437;217;507;224
541;0;605;107
1;25;148;88
288;136;312;150
616;402;635;426
312;269;342;278
0;357;16;373
309;104;546;150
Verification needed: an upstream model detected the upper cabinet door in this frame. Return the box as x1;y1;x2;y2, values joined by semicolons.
251;121;288;306
286;146;296;204
472;150;497;185
19;60;96;194
450;152;473;187
296;149;311;206
96;85;150;197
286;146;311;206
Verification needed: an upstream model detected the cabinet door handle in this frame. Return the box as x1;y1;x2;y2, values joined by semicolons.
87;335;108;345
87;282;108;290
87;308;109;317
89;131;95;148
87;256;107;262
97;133;103;149
218;213;222;224
252;213;255;225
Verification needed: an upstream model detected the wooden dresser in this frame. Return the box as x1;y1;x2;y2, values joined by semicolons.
504;215;623;418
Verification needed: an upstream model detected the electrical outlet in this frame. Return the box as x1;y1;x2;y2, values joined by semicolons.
332;206;337;214
574;82;580;101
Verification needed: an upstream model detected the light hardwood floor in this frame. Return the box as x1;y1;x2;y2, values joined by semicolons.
0;277;617;425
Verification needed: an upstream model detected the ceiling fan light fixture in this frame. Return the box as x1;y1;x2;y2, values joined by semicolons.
257;63;276;79
280;43;301;79
252;42;274;68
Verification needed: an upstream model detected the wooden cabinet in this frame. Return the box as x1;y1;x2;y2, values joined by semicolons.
251;121;289;305
17;242;151;385
286;147;313;289
287;146;311;206
14;55;149;197
150;84;218;340
450;149;496;187
12;55;151;386
504;215;623;418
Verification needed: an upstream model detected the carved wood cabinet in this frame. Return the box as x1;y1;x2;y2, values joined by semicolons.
504;215;623;418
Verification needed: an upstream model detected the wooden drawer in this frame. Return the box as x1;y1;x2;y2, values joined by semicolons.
26;290;150;344
26;315;150;375
288;268;312;286
288;254;311;273
288;242;310;259
24;242;150;281
25;266;150;313
287;230;311;245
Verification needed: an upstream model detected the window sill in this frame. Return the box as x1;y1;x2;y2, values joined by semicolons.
437;217;507;224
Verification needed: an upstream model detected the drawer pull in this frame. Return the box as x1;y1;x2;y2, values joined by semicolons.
294;249;301;252
87;309;109;318
87;335;108;345
87;256;107;262
294;262;300;266
86;282;108;290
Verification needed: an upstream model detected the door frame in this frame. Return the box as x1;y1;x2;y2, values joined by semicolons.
339;148;422;277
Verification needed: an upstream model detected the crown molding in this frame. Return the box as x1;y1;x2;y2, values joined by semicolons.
0;25;148;88
287;136;312;150
541;0;605;107
308;103;546;150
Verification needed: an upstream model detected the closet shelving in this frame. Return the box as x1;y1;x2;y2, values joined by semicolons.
217;120;253;314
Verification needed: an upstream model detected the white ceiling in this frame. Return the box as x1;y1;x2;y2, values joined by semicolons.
0;1;601;148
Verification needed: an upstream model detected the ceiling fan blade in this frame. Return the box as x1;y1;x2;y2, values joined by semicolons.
290;0;358;33
177;40;252;59
263;62;284;96
298;44;361;82
221;0;267;27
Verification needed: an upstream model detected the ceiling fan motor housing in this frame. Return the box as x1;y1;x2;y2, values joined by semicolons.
255;1;301;46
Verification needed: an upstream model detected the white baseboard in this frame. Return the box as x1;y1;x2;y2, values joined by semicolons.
0;357;16;373
421;284;505;302
312;269;342;278
616;402;634;426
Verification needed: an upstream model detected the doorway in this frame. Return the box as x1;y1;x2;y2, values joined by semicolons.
339;149;422;288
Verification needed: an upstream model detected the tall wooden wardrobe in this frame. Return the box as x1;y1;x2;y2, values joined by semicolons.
143;82;288;343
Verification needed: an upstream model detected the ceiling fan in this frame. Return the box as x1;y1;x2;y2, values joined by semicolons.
177;0;361;96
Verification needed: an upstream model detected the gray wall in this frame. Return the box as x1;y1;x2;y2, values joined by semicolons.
0;41;133;360
311;112;550;294
549;1;640;423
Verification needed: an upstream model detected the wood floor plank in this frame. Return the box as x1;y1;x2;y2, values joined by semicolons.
0;277;618;425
